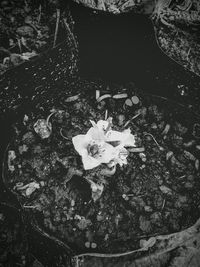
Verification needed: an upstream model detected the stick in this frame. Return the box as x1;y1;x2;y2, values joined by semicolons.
53;9;60;48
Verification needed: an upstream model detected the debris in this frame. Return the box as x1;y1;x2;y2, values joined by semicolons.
8;150;16;172
183;150;196;161
125;98;133;107
15;181;40;197
193;123;200;138
113;93;128;99
123;113;141;128
162;124;170;135
129;147;145;153
96;90;100;100
65;94;79;102
18;144;28;154
91;242;97;249
159;185;172;194
195;159;199;171
34;119;52;139
85;242;90;248
131;96;140;104
140;237;156;250
97;94;112;102
144;133;164;151
166;151;174;160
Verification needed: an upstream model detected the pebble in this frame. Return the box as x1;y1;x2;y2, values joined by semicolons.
125;98;133;107
91;242;97;249
159;185;172;194
85;242;90;248
131;96;140;104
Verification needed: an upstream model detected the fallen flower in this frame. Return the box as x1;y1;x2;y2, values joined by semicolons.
72;118;136;170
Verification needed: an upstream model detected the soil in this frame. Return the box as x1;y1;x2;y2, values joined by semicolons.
3;87;200;255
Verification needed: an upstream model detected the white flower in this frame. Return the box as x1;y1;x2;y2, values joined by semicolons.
72;118;136;170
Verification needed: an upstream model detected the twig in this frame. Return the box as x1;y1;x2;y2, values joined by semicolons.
161;198;166;211
38;4;42;24
144;133;164;151
53;9;60;48
46;111;56;126
62;18;78;49
124;113;141;128
105;110;108;120
60;128;70;140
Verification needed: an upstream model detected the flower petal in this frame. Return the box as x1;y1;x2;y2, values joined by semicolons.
121;129;136;147
72;135;89;156
86;127;105;141
96;120;109;131
82;155;101;170
106;129;136;147
98;142;116;164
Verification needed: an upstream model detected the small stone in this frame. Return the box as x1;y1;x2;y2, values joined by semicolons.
131;96;140;105
85;241;90;248
91;242;97;249
71;200;75;207
125;98;133;107
159;185;172;194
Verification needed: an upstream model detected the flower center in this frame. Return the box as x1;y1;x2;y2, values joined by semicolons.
87;143;100;158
